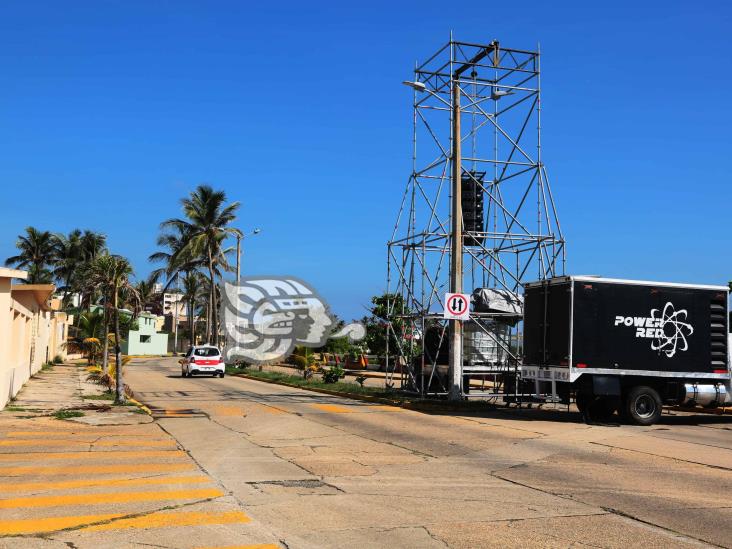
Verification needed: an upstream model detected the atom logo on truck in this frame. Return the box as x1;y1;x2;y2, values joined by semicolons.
614;302;694;358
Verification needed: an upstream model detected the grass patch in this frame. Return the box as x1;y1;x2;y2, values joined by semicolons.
229;368;403;400
82;392;115;401
4;406;26;412
229;367;502;413
41;362;54;371
53;410;85;420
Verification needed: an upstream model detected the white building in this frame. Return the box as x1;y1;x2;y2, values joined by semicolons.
163;292;188;318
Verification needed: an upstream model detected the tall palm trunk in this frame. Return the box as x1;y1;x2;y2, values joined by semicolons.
113;286;125;404
189;297;195;346
101;306;110;374
207;248;217;346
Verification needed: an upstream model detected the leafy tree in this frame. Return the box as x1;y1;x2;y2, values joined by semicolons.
5;227;55;283
362;293;416;359
161;185;240;345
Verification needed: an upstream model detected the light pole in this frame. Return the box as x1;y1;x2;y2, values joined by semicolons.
173;272;179;354
235;228;261;282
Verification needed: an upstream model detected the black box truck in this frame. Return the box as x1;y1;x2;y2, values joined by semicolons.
520;276;730;425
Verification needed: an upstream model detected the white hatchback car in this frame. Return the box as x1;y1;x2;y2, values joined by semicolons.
180;345;225;378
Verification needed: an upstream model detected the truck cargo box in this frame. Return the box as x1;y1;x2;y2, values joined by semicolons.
523;276;730;381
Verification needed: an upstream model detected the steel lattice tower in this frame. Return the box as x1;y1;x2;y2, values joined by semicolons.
386;37;565;398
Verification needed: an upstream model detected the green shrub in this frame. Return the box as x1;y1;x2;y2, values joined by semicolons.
53;355;64;364
322;366;345;384
290;354;308;369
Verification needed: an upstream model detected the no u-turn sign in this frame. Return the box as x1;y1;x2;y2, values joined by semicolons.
444;293;470;320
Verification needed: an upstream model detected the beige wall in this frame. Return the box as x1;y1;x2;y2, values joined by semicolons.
0;269;72;410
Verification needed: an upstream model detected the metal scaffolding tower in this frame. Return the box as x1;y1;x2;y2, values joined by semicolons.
386;37;565;399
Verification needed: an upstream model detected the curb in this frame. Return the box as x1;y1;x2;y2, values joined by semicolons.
127;397;152;416
230;372;493;414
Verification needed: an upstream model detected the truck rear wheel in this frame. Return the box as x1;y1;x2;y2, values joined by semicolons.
623;385;662;426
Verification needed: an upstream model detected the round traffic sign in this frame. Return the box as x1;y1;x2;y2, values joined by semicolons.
447;294;468;315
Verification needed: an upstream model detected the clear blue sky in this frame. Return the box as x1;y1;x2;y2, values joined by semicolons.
1;1;730;320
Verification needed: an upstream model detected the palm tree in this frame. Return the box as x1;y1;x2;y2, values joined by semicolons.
65;310;109;365
134;274;160;316
25;263;54;284
181;271;205;346
51;229;83;303
5;227;56;283
52;229;106;308
87;254;138;403
161;185;240;344
149;225;197;286
80;230;106;262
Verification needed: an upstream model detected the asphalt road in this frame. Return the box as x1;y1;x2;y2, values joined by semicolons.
115;357;732;548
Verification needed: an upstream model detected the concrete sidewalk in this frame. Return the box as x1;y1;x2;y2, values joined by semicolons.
3;362;151;426
0;361;283;548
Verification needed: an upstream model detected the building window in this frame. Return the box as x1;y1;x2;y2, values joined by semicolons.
140;335;151;343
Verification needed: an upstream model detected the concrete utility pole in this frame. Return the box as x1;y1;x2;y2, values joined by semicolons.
447;40;500;401
448;78;463;401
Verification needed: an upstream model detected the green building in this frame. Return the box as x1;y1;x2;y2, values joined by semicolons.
121;313;168;356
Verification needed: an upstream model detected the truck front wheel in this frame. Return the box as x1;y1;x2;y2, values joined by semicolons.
623;385;662;426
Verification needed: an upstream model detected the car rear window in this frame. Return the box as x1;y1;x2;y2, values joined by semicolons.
194;347;220;357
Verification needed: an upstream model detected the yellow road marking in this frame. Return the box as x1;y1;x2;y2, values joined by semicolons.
5;431;162;437
0;462;196;477
311;403;354;413
84;510;250;531
0;475;210;492
0;512;122;534
213;405;245;416
0;449;186;461
0;487;223;509
196;545;280;549
0;438;176;447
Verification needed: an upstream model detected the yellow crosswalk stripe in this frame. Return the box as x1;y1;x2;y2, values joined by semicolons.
4;431;162;437
0;438;176;447
0;475;210;492
0;449;186;461
0;512;122;534
0;487;223;509
84;510;250;531
0;462;196;477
